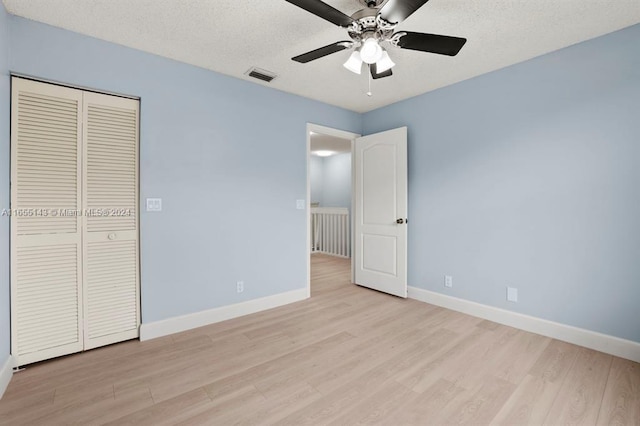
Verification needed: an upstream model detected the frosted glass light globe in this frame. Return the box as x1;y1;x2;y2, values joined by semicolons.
360;38;383;64
343;50;363;74
376;51;396;73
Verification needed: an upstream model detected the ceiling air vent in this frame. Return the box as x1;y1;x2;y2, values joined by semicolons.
245;67;277;83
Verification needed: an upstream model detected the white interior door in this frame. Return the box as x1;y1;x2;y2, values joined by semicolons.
11;78;85;366
82;91;140;350
354;127;408;297
11;78;140;366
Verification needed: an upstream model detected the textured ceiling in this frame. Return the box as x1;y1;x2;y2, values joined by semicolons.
3;0;640;112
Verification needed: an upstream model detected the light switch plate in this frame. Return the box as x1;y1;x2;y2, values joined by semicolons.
296;199;306;210
146;198;162;212
507;287;518;302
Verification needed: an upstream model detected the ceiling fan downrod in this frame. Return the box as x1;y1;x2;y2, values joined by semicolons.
359;0;384;8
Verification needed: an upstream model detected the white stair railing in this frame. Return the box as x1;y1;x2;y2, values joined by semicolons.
311;207;350;258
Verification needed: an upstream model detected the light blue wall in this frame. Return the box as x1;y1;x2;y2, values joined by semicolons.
322;153;351;209
310;155;324;205
0;2;11;366
363;24;640;343
7;15;362;324
309;153;351;208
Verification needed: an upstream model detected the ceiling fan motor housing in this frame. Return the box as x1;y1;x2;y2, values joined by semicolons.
348;9;395;43
358;0;385;7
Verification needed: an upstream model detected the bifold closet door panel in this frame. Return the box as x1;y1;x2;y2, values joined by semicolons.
82;92;140;350
11;78;84;366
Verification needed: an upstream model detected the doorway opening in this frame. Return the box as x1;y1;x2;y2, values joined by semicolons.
306;124;359;298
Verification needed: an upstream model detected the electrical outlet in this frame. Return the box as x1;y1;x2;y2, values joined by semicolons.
444;275;453;288
236;281;244;293
507;287;518;302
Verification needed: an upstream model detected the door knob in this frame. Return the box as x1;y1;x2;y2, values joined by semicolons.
396;218;404;224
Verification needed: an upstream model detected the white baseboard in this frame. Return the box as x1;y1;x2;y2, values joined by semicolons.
0;355;13;400
408;286;640;363
140;288;308;341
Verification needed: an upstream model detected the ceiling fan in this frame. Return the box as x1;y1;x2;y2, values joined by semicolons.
285;0;467;79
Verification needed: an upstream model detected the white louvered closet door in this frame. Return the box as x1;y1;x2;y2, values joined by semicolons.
82;92;140;350
11;78;140;366
11;79;84;366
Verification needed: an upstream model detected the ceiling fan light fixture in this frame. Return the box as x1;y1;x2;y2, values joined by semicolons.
360;38;383;64
376;51;396;73
288;0;468;85
343;50;363;74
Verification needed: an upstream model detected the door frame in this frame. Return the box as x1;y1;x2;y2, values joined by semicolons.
306;123;360;298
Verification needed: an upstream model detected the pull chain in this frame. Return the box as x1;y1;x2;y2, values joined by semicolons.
366;64;373;97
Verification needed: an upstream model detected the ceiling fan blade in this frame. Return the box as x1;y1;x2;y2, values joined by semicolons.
292;41;353;63
379;0;430;24
395;31;467;56
371;64;393;79
285;0;355;27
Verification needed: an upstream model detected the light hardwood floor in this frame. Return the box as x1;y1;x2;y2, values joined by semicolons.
1;254;639;425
